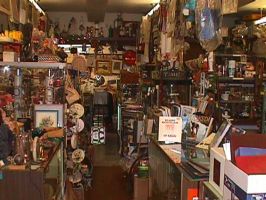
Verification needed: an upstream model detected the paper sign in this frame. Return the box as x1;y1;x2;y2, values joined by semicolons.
158;117;182;143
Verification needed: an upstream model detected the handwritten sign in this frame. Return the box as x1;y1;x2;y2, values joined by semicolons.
158;117;182;143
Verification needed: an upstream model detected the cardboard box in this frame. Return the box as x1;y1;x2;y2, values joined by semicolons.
209;147;226;196
223;159;266;200
3;51;18;62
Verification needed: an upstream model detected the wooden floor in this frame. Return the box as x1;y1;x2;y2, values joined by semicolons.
84;131;132;200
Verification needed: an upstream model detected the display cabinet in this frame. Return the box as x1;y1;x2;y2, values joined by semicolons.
0;61;67;200
0;61;67;119
214;53;266;127
149;138;208;200
0;141;64;200
217;77;257;119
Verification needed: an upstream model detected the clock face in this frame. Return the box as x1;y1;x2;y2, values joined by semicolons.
69;103;84;118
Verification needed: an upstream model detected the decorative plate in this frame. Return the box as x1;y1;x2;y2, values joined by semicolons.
72;149;85;163
71;133;78;149
33;137;40;162
69;103;84;118
76;119;85;132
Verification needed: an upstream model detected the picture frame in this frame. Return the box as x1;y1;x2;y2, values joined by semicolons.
96;60;111;75
111;59;123;74
34;104;64;128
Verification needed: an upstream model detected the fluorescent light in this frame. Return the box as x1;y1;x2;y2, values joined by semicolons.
146;3;160;16
28;0;45;15
255;16;266;25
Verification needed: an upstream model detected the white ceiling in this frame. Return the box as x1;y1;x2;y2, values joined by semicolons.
38;0;266;22
239;0;266;11
39;0;159;21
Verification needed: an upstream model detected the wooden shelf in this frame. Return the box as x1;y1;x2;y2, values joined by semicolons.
217;77;255;83
153;77;192;84
59;36;136;46
0;61;68;69
220;100;253;104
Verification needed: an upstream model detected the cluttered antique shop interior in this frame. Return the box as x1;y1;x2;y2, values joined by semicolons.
2;0;266;199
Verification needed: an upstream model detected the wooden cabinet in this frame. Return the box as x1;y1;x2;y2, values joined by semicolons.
0;142;64;200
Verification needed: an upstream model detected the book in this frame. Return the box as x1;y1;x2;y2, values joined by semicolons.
189;114;214;143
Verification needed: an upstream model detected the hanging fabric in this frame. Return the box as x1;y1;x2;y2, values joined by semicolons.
195;0;223;52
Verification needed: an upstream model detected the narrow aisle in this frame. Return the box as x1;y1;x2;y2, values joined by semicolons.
85;131;132;200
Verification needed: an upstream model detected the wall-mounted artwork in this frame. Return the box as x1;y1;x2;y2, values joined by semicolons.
111;59;123;74
34;104;64;128
96;60;111;75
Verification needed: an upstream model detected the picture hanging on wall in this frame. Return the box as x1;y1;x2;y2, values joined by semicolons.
111;59;123;74
96;60;111;75
34;104;64;128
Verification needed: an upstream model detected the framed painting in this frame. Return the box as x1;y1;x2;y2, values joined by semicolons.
96;60;111;75
34;104;64;128
111;59;123;74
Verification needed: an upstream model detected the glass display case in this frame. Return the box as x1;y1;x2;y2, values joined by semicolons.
0;141;64;200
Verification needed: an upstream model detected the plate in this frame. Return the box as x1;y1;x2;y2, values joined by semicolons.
72;149;85;163
33;137;40;162
71;134;78;149
76;119;85;132
69;103;84;118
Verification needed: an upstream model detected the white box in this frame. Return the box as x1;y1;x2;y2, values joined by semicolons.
3;51;18;62
223;159;266;200
209;147;226;196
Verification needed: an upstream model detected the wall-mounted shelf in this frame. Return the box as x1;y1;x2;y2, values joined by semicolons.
0;61;68;69
58;37;137;46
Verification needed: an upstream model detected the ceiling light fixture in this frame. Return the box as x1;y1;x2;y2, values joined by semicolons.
28;0;45;15
146;3;160;16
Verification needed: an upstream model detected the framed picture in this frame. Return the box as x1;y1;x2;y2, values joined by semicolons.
34;104;64;128
111;59;123;74
96;60;111;75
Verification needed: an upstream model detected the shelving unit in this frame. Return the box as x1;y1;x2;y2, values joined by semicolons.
0;61;67;200
58;36;137;46
0;61;68;69
213;52;266;128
